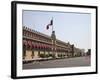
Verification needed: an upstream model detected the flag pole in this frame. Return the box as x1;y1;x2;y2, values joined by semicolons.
51;17;55;57
51;17;53;56
52;17;53;32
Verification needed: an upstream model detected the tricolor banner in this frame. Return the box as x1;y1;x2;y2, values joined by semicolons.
46;19;53;30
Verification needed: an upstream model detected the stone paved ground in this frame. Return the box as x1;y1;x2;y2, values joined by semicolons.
23;56;90;69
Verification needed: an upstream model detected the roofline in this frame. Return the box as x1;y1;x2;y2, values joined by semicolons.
23;26;70;45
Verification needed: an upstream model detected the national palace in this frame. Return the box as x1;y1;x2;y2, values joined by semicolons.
23;26;85;61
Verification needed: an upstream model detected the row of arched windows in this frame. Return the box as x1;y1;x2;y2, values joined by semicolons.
23;39;69;52
56;41;69;49
23;30;51;43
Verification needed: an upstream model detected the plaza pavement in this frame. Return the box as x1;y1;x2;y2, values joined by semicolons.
23;56;90;69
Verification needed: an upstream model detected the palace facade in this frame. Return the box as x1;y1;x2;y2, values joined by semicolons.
23;26;83;61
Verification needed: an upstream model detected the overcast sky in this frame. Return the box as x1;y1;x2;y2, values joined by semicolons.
22;10;91;52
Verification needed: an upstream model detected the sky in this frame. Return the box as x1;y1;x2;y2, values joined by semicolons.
22;10;91;52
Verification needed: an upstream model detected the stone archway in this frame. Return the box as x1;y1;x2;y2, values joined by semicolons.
25;50;32;60
33;50;39;59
